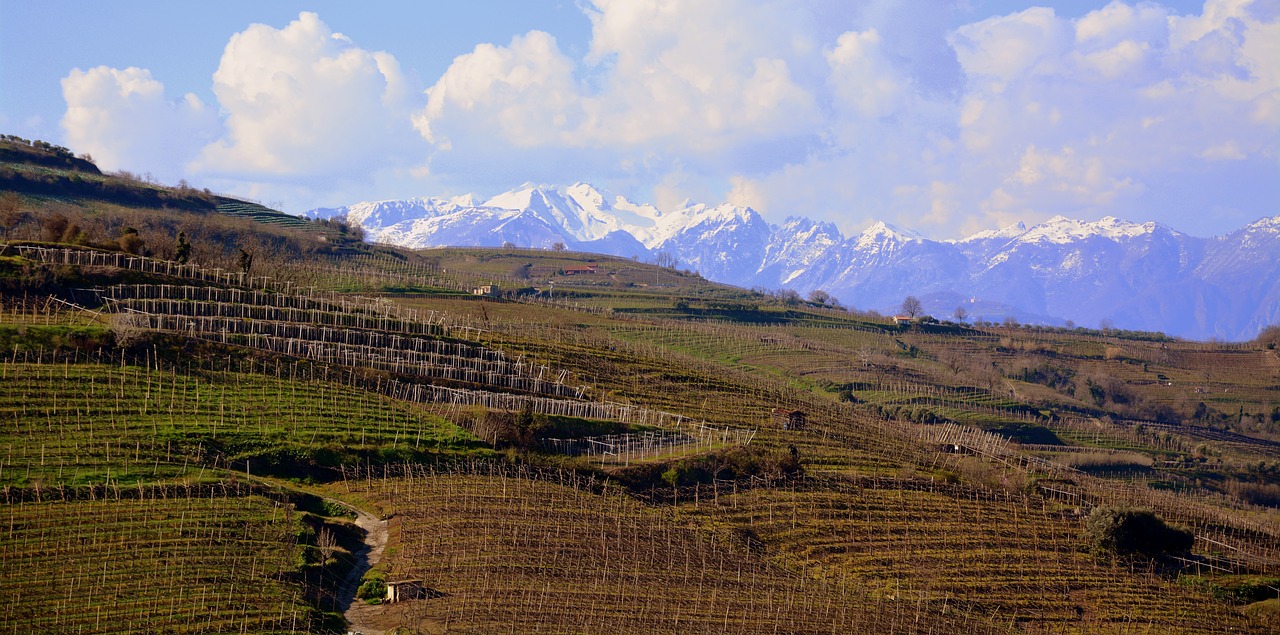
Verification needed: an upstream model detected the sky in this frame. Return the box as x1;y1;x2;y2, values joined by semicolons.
2;0;1276;238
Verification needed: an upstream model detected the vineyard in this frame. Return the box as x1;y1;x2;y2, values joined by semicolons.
1;487;316;634
3;177;1280;634
339;465;1016;635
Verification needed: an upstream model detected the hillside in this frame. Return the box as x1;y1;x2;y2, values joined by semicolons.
2;148;1280;633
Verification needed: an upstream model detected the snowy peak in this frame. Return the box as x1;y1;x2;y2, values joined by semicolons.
1019;215;1159;244
960;221;1028;243
320;196;472;229
307;187;1276;341
855;220;926;251
648;203;764;244
482;182;663;244
761;216;845;284
1241;215;1280;233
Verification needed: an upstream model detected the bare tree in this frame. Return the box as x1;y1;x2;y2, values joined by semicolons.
0;192;25;242
776;289;802;306
1258;324;1280;349
939;350;966;375
953;306;968;322
551;241;567;252
808;289;831;305
317;526;338;565
109;313;150;349
901;295;923;318
654;251;679;269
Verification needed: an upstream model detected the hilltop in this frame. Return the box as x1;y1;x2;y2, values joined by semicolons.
2;144;1279;633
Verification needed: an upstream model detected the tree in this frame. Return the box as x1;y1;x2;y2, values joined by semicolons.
654;251;679;269
237;248;254;274
1257;324;1280;350
316;527;338;565
0;192;24;241
356;571;387;602
501;241;516;249
118;227;144;255
953;306;968;322
1082;506;1193;557
901;295;922;318
175;232;191;264
776;289;802;306
551;241;566;251
808;289;831;305
41;213;70;242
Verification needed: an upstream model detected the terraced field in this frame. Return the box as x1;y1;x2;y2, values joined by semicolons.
341;467;1014;635
683;477;1267;634
3;226;1279;634
0;360;484;487
1;491;314;634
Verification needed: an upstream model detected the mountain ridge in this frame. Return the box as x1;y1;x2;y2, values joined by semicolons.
308;183;1279;341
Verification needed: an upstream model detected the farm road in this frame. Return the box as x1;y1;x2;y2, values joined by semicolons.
335;503;389;634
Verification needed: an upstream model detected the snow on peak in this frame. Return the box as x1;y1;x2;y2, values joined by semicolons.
855;220;924;250
1020;215;1155;244
1243;215;1280;232
960;221;1028;243
450;193;478;207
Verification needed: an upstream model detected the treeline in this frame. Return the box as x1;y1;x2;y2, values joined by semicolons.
0;164;218;212
0;200;334;278
0;134;100;174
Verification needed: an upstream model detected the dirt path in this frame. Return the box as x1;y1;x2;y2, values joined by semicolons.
334;503;389;634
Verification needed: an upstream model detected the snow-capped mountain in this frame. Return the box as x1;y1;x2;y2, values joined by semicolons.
308;187;1279;341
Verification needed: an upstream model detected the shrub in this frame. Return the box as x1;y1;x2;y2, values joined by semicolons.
356;570;387;602
1082;506;1193;557
118;228;144;254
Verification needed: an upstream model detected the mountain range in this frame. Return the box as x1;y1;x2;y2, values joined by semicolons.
307;184;1280;341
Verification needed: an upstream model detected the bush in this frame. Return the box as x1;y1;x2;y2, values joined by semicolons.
1082;506;1193;557
356;570;387;602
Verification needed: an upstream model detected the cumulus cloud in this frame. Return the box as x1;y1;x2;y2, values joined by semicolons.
722;0;1279;236
60;66;219;181
193;12;423;180
57;3;1278;233
415;0;826;189
950;0;1280;231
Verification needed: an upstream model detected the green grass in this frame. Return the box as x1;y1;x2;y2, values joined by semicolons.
0;493;317;634
0;361;488;487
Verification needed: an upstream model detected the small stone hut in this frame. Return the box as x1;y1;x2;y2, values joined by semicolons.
385;579;429;603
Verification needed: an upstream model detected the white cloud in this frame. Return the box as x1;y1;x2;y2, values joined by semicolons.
414;30;585;149
193;12;424;180
696;0;1279;238
56;3;1279;233
414;0;825;191
60;66;219;181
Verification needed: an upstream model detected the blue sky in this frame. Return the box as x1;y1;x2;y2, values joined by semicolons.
2;0;1275;238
